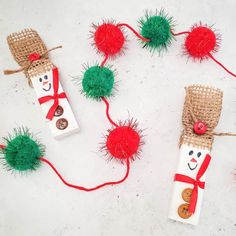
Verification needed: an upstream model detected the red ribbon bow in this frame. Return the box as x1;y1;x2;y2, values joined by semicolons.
174;154;211;214
38;68;67;120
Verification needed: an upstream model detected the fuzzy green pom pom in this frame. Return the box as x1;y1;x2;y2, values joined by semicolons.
2;128;45;172
82;65;114;100
139;10;174;52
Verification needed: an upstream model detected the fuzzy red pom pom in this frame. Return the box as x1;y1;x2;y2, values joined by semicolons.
185;25;218;60
94;23;125;56
106;125;140;160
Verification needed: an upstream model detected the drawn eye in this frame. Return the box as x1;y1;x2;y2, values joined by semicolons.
44;75;48;80
197;152;201;158
189;150;193;155
39;78;42;82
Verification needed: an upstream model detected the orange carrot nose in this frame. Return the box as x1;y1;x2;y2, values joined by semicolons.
43;81;48;85
190;158;197;163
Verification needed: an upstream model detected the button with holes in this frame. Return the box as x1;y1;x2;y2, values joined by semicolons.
178;203;192;219
182;188;193;203
193;121;207;135
54;105;64;117
56;118;68;130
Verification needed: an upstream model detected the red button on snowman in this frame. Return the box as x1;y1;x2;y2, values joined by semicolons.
193;121;207;135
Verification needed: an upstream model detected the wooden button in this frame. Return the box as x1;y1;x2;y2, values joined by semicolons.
56;118;68;130
54;105;64;117
182;188;193;203
178;203;192;219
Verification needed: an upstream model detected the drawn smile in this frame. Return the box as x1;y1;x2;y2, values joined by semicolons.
188;162;198;171
43;83;52;92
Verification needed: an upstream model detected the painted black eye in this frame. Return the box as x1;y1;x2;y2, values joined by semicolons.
44;75;48;80
39;78;42;82
197;152;201;158
189;150;194;155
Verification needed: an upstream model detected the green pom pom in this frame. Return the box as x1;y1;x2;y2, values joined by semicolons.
82;65;115;100
139;9;174;52
2;128;45;172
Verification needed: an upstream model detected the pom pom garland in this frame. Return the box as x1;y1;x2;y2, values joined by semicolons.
3;8;236;193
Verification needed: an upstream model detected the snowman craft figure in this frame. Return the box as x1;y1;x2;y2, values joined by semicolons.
4;29;79;138
168;85;223;225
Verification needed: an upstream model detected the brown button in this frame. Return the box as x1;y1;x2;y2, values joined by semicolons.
54;105;64;117
178;203;192;219
56;118;68;130
182;188;193;203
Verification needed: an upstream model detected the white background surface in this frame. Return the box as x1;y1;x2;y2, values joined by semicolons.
0;0;236;235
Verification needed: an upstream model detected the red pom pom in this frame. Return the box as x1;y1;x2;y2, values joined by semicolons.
185;24;220;60
104;120;142;161
106;126;140;160
94;23;125;57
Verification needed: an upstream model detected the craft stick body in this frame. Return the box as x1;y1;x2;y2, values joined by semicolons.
168;85;223;225
168;144;210;225
31;68;79;139
5;29;79;138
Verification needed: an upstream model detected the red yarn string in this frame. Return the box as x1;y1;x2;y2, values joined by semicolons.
40;157;130;191
0;144;6;149
100;54;109;67
208;53;236;78
101;97;119;127
171;30;190;36
117;23;150;42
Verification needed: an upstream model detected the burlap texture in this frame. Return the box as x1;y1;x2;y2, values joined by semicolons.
180;84;223;150
7;28;54;80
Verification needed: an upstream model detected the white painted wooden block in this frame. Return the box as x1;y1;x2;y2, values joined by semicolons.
168;144;211;225
30;67;79;139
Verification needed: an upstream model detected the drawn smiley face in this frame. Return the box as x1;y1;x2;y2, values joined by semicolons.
39;75;52;92
187;150;202;171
